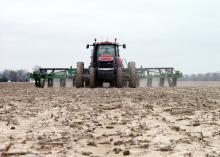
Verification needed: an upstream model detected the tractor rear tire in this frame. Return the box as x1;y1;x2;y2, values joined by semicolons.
75;62;84;88
85;81;89;87
117;67;123;88
128;61;136;88
110;82;115;88
97;81;103;87
89;67;95;88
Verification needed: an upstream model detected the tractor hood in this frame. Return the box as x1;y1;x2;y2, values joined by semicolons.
98;54;113;61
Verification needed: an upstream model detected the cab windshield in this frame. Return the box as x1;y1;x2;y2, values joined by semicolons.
97;45;115;55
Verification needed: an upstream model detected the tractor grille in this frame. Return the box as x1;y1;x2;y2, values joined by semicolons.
98;61;114;68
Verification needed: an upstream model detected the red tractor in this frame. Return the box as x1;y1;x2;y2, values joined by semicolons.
75;39;137;88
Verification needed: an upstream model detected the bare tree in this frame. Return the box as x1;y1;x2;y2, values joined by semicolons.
182;72;220;81
32;65;41;71
1;69;29;82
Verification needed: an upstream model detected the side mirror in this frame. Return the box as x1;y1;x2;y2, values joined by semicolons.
122;44;126;49
86;44;89;49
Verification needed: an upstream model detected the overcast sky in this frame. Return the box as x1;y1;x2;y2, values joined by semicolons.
0;0;219;74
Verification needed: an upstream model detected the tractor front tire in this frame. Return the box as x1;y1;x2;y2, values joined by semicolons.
89;67;95;88
128;61;136;88
117;67;123;88
75;62;84;88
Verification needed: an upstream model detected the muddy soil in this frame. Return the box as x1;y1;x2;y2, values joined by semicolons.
0;83;220;157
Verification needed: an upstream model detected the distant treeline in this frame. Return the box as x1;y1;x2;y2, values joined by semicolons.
0;70;29;82
180;73;220;81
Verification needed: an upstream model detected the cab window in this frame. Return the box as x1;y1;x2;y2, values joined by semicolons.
97;45;115;55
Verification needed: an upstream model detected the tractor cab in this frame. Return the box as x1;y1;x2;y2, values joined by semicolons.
85;39;128;87
96;44;116;70
88;41;123;69
97;44;115;56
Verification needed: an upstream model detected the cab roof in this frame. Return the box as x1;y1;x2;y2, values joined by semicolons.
95;41;118;45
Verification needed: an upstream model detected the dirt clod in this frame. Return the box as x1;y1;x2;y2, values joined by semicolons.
123;150;130;156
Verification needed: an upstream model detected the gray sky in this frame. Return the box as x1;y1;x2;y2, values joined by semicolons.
0;0;220;74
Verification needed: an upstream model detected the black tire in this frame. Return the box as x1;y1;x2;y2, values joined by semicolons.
117;67;123;88
110;82;115;88
128;61;136;88
75;62;84;88
97;81;103;87
89;67;95;88
85;81;89;87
